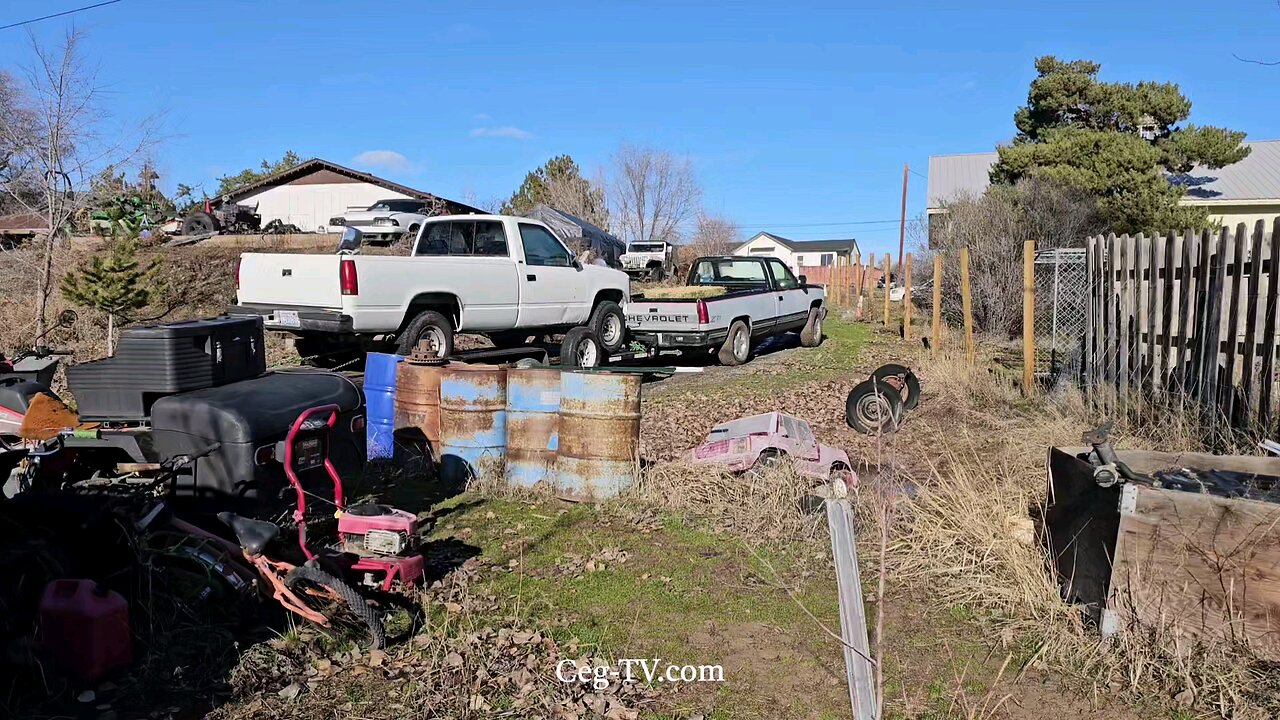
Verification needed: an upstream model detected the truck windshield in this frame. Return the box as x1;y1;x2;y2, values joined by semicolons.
689;258;769;289
628;243;665;253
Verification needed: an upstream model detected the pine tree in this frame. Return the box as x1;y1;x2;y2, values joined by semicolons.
61;221;162;355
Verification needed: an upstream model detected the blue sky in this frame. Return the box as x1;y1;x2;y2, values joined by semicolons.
4;0;1280;257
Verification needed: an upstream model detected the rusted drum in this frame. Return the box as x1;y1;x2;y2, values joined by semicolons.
438;364;507;484
395;360;445;444
557;371;641;499
505;368;561;488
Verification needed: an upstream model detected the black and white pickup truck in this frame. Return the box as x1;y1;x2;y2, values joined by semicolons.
622;256;826;365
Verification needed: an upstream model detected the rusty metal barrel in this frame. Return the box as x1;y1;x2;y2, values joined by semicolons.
505;367;561;488
395;359;445;445
557;371;641;499
438;363;507;484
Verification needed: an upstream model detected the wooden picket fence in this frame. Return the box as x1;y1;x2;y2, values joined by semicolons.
1085;218;1280;437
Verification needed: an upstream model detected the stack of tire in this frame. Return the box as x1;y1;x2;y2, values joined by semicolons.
845;364;920;435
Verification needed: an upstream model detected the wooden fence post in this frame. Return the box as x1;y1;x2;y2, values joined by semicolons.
931;254;942;357
960;247;974;366
903;253;913;341
882;253;892;327
1023;240;1035;395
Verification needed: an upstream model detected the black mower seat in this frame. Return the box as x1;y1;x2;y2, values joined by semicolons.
217;512;280;556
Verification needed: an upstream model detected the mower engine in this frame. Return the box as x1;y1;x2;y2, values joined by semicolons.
338;504;418;557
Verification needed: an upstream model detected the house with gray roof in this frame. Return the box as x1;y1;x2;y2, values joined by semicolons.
927;140;1280;232
732;232;860;273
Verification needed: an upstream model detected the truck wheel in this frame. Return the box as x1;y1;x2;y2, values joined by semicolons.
718;320;751;366
870;363;921;410
799;307;825;347
588;300;626;353
397;311;453;358
182;211;218;236
560;327;601;368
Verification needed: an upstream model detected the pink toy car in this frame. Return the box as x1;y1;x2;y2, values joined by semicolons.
689;411;856;486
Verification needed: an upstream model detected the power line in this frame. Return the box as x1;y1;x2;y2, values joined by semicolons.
0;0;124;31
738;219;901;228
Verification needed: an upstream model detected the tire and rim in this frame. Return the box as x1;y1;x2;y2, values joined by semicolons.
718;320;750;366
397;310;454;357
560;327;601;368
182;211;217;236
845;379;904;435
284;565;386;649
870;363;921;410
747;450;785;480
799;307;824;347
588;300;626;353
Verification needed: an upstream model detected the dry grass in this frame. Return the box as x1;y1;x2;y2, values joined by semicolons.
889;346;1280;719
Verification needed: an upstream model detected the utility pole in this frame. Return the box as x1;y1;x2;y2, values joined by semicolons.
897;162;908;277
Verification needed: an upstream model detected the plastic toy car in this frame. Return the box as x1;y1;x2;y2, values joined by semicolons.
689;411;855;486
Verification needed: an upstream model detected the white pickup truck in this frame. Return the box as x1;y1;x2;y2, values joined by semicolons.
230;215;630;362
623;256;826;365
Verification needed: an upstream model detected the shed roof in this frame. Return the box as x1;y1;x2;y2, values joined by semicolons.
927;140;1280;209
214;158;482;214
736;232;859;254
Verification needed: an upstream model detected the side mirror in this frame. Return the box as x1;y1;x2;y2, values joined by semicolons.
337;226;363;254
56;309;78;328
798;274;807;285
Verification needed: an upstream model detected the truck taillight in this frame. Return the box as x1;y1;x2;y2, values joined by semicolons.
340;259;359;295
234;258;241;290
696;299;709;325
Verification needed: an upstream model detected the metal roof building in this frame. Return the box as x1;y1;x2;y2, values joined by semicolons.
927;140;1280;230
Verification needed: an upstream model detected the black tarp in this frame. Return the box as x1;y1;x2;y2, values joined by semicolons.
522;204;625;267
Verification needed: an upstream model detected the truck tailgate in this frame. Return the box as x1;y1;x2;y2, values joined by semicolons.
623;299;702;332
237;253;342;308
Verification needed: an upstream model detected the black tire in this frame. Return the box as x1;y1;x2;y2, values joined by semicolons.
799;307;825;348
182;211;218;235
588;300;627;353
560;327;601;368
284;565;386;649
718;320;751;366
871;363;921;410
747;449;786;480
397;310;454;357
845;379;904;435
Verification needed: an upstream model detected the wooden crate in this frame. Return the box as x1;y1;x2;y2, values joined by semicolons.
1046;447;1280;659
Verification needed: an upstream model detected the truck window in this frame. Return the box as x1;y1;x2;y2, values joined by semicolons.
690;258;768;289
415;220;509;257
519;224;572;267
767;259;800;290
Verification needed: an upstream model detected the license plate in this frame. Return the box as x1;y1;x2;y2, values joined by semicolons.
275;310;300;328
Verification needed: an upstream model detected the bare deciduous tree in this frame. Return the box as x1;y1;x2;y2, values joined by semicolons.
610;144;700;245
0;28;160;336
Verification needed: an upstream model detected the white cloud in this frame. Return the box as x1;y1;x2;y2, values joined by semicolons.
352;149;412;172
469;126;535;140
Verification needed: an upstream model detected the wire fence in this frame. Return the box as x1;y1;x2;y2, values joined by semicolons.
1033;248;1089;387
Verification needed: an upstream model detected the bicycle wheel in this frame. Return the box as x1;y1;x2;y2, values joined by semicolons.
284;565;386;649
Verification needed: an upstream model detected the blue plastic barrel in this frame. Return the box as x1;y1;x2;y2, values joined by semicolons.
557;371;641;499
362;352;403;460
505;368;561;488
439;364;507;484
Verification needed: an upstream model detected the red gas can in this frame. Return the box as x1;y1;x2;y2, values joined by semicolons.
39;579;133;681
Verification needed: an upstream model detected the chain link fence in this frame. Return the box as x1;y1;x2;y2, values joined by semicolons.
1033;248;1089;387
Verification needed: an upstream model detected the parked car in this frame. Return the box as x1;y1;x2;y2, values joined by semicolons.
623;255;826;365
689;411;854;485
620;241;676;281
231;215;631;362
328;198;433;244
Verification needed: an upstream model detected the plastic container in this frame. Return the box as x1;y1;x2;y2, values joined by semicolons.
39;579;132;682
68;315;266;420
363;352;403;460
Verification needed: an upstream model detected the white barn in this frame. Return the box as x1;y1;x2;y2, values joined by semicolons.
212;158;479;233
